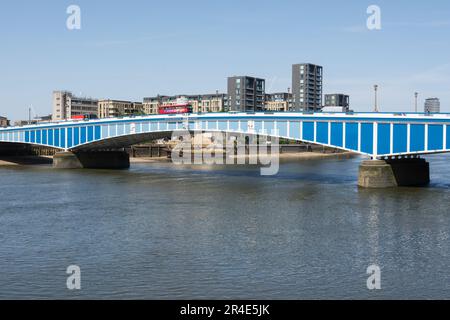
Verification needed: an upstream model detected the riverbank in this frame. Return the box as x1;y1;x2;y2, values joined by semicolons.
0;151;357;166
0;156;53;166
130;156;172;163
130;151;357;163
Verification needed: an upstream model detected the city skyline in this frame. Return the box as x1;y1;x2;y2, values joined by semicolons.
1;0;450;120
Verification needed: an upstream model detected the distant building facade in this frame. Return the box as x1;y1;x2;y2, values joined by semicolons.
324;94;350;111
424;98;440;113
227;76;265;112
0;116;10;128
265;93;293;112
37;114;53;122
143;93;227;115
13;115;52;127
192;93;228;113
143;96;166;115
292;63;323;111
52;91;98;121
98;100;144;118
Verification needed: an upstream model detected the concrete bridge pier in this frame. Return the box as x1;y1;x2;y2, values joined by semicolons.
358;157;430;188
53;151;130;169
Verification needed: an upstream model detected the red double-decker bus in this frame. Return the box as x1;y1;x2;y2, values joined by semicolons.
158;103;193;115
71;114;98;121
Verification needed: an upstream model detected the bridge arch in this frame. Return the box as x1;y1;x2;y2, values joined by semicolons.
69;127;358;157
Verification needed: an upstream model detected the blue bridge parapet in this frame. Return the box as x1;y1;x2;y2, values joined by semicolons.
2;112;450;158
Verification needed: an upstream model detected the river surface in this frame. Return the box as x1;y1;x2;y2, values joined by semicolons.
0;155;449;299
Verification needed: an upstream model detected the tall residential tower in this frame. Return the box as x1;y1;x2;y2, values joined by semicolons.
292;63;323;111
227;76;265;112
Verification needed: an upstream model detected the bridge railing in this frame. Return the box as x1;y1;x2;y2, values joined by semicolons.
2;112;450;158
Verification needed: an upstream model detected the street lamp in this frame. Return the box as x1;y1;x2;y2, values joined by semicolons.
414;92;419;113
373;85;379;112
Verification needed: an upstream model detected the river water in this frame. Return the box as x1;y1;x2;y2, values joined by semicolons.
0;155;449;299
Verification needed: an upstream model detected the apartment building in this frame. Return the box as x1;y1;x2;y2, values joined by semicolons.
292;64;323;111
324;94;350;111
52;91;98;121
227;76;265;112
98;100;144;118
265;93;293;112
143;93;227;115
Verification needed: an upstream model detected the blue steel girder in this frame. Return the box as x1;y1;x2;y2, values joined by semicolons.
2;112;450;158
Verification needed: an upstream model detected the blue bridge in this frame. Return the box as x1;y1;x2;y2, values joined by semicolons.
1;112;448;187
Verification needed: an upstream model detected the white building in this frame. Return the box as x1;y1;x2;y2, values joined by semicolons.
424;98;440;113
52;91;98;121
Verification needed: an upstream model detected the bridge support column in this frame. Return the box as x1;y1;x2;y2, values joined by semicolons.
358;158;430;188
53;151;130;169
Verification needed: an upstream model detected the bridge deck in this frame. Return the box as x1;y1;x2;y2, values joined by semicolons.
2;112;450;158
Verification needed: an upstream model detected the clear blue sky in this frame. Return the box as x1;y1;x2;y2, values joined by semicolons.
1;0;449;120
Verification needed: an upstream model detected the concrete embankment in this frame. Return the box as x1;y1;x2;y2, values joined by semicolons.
0;144;56;166
53;151;130;169
0;156;53;166
358;158;430;188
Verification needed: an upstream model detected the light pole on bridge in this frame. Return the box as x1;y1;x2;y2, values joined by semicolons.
414;92;419;113
373;85;379;113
